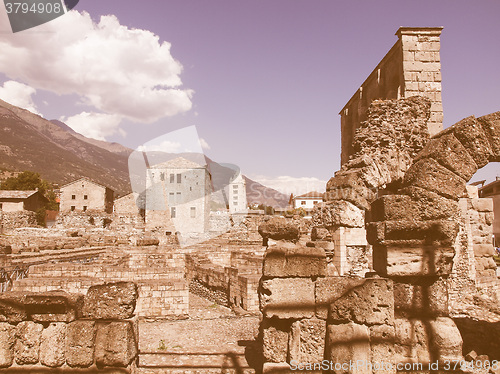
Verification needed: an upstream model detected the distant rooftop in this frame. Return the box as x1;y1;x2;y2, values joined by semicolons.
0;190;38;199
295;191;324;199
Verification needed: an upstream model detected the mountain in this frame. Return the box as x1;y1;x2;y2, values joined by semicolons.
0;99;289;207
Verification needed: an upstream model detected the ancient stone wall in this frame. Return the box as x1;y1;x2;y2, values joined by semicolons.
0;211;37;233
0;282;138;372
340;27;443;165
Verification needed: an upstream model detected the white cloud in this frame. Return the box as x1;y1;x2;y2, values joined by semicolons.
0;80;42;116
251;175;327;196
200;138;211;150
61;112;123;141
0;11;193;124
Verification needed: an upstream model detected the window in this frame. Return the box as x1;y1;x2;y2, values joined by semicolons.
169;192;174;203
170;207;176;218
177;174;181;183
190;207;196;218
313;201;318;205
83;206;87;212
301;201;306;205
71;195;76;200
233;202;238;206
70;206;76;211
176;192;181;202
84;195;88;200
233;196;238;200
160;173;165;181
170;174;174;183
233;185;238;190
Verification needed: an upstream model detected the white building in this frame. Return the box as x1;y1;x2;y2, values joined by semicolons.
228;173;247;214
292;191;324;213
145;157;211;234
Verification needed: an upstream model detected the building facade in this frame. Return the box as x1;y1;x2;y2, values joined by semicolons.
293;191;324;213
228;173;247;214
0;190;46;212
59;177;114;213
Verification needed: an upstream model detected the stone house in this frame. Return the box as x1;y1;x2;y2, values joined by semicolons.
0;190;47;212
59;177;114;213
146;157;211;234
292;191;324;213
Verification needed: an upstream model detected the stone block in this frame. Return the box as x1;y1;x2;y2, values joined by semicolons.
0;323;15;367
262;319;289;363
403;158;466;200
25;291;83;323
478;111;500;161
14;320;43;365
373;245;455;277
400;186;460;221
313;200;364;228
474;244;495;257
311;227;330;241
368;219;459;247
95;321;137;367
415;133;478;180
263;362;292;373
470;198;493;212
438;115;493;168
315;277;365;320
0;292;27;324
370;325;397;374
260;278;315;319
289;318;326;363
369;195;416;222
40;322;65;367
66;320;95;368
393;277;448;317
394;318;431;363
83;282;138;319
329;278;394;326
326;322;370;374
263;244;326;278
258;217;300;242
326;170;375;210
428;317;463;362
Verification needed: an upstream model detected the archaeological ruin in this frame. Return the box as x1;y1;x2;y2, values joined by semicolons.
0;26;498;374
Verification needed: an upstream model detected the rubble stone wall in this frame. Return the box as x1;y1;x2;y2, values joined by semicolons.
0;211;37;232
0;282;138;373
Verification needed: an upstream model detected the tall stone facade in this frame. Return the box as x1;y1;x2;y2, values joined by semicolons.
340;27;443;165
59;177;114;214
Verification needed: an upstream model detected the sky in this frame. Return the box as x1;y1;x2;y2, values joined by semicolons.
0;0;499;195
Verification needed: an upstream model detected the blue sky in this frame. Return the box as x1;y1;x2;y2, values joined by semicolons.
0;1;499;194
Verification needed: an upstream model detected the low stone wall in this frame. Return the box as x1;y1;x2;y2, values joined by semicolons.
0;282;138;372
0;211;38;233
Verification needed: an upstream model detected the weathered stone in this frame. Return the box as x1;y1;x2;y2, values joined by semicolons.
329;278;394;326
83;282;138;319
289;318;325;363
393;277;448;317
262;319;289;363
0;323;15;367
66;320;95;368
478;111;500;161
400;186;460;221
260;278;315;319
370;325;397;374
470;198;493;212
262;362;292;373
311;227;330;241
394;317;431;363
312;200;364;228
415;133;478;180
367;219;459;247
263;243;326;278
373;245;455;276
135;238;159;246
315;277;365;320
403;158;466;199
258;217;300;242
428;317;463;362
438;115;493;168
327;322;370;374
40;322;65;367
25;291;83;322
0;292;27;323
474;244;495;257
14;320;43;365
326;170;375;210
369;195;416;222
95;321;137;367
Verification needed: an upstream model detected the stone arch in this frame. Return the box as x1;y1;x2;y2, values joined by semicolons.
367;111;500;278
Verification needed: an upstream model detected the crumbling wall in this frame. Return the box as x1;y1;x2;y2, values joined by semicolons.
313;96;431;276
0;211;37;232
0;282;138;372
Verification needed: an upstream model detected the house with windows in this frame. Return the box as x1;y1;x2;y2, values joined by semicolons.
59;177;114;213
292;191;324;215
145;157;211;234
